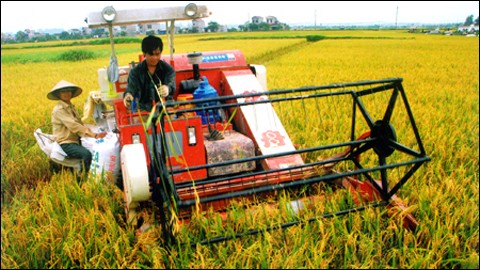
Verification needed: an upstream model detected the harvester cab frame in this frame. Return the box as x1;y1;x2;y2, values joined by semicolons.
87;3;209;61
85;3;430;247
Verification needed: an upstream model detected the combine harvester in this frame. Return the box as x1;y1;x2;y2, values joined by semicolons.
82;3;430;246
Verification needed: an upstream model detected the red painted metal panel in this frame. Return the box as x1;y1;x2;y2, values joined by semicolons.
113;99;207;183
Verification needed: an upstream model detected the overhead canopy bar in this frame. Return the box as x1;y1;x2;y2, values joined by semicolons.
87;4;209;28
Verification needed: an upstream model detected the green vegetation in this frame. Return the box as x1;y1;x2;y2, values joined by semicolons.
199;34;409;42
0;47;138;64
0;37;142;64
57;50;96;62
1;37;142;50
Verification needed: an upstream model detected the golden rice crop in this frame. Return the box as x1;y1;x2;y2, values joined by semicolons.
1;30;478;268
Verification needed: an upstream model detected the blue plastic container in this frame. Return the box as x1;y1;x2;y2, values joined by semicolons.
193;76;222;124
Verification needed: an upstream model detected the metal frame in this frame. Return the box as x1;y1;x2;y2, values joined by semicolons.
147;78;430;246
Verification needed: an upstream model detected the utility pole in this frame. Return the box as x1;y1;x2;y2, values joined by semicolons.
395;6;398;29
314;10;317;30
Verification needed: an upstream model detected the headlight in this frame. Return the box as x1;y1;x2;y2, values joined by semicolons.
184;3;198;17
102;6;117;22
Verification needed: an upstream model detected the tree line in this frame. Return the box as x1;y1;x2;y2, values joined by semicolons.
2;15;477;45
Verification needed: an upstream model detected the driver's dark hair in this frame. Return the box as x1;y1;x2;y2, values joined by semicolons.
141;35;163;55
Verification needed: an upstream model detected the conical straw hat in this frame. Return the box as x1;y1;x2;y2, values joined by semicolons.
47;80;83;100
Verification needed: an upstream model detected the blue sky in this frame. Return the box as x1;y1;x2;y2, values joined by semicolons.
1;1;479;33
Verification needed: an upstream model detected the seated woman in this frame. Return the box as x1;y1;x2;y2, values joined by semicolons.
48;80;107;174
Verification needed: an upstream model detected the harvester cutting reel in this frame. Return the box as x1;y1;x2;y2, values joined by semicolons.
126;78;430;246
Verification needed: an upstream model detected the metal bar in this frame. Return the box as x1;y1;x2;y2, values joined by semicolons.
351;91;375;130
379;156;389;200
389;140;424;157
349;155;430;200
388;161;426;197
190;201;388;246
165;79;400;111
167;89;354;113
350;97;357;143
87;5;210;28
149;112;177;244
175;155;350;189
170;138;376;175
177;157;429;207
383;84;399;123
397;83;428;156
355;82;397;97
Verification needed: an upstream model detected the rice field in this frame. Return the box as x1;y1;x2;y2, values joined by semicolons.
1;30;478;269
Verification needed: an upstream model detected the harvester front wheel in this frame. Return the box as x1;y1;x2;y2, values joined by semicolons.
120;144;151;225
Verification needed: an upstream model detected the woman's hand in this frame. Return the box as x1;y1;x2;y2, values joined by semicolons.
95;131;108;139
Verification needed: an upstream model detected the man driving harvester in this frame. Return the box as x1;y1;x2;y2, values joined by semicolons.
123;35;176;112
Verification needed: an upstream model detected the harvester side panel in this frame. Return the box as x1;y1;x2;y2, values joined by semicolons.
164;116;208;183
114;100;208;183
221;71;304;170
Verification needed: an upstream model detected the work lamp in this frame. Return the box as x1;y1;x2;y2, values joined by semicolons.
102;6;117;22
184;3;198;17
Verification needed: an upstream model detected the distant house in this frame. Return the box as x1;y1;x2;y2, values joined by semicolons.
82;26;92;36
218;25;228;32
144;23;165;34
192;19;206;32
251;15;286;30
69;29;82;35
137;24;145;35
429;28;441;34
24;29;35;39
1;32;15;41
266;16;278;25
122;25;137;36
458;24;479;33
252;16;264;24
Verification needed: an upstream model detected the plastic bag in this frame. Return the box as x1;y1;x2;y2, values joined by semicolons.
50;141;68;161
34;128;82;172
